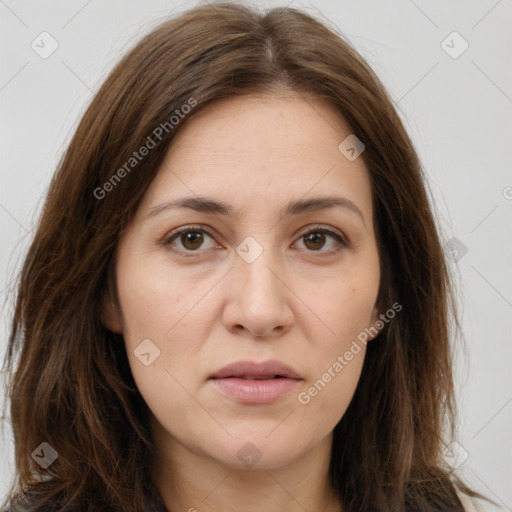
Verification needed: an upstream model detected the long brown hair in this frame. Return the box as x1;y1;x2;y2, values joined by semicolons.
1;2;490;511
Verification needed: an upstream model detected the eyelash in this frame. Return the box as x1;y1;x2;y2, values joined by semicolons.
162;224;349;259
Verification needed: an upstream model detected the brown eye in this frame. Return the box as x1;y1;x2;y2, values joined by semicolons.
303;232;327;251
180;231;204;251
164;225;347;259
296;227;347;254
163;226;217;257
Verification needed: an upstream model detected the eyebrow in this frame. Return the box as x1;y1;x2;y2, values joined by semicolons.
144;195;366;226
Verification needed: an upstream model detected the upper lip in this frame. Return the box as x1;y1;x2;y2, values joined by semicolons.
209;359;303;380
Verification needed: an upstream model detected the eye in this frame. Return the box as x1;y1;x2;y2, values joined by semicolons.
293;225;348;255
162;224;348;258
162;225;218;257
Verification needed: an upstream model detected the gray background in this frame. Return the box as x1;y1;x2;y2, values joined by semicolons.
1;0;511;509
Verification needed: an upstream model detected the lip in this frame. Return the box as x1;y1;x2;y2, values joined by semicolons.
209;359;303;380
209;359;303;404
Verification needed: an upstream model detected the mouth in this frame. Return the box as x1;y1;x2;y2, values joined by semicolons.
209;359;303;380
211;375;289;380
208;360;303;404
215;375;285;380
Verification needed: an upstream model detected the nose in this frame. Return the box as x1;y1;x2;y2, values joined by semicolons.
221;243;294;340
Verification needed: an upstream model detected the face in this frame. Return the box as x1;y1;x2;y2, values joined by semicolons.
104;92;381;471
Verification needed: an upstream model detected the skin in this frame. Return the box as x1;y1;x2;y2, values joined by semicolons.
102;90;381;512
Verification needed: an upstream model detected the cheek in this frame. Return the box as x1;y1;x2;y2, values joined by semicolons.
124;332;203;431
315;349;366;407
298;265;377;406
304;272;379;347
116;253;212;394
115;248;191;339
298;324;367;422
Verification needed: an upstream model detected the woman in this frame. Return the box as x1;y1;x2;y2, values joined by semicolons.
1;2;492;511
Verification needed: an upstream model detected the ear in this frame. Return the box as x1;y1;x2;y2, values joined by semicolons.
100;293;123;334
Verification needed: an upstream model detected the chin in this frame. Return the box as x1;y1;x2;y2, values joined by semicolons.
205;435;305;471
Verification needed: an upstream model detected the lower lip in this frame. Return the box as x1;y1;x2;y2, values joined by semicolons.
209;377;302;404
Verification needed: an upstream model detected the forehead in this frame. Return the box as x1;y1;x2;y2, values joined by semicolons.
168;92;353;161
138;92;373;222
